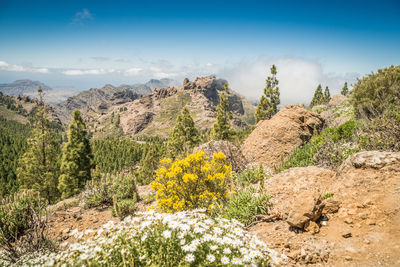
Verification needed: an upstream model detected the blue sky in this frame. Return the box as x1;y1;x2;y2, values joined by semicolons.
0;0;399;103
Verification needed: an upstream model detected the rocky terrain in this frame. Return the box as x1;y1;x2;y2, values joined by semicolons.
242;105;324;169
53;78;176;125
93;76;255;137
250;151;400;266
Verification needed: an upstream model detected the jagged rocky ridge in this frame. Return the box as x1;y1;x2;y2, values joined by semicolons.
92;76;255;137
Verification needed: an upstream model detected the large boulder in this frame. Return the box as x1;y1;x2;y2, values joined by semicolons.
264;166;335;229
193;140;247;172
241;105;324;168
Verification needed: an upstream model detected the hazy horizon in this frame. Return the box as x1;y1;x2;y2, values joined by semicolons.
1;0;399;104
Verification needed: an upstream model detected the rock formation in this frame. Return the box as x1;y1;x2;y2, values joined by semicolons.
100;76;255;137
241;105;324;169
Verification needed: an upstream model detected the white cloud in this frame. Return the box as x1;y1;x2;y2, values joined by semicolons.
0;60;49;73
72;8;93;25
61;68;116;75
219;57;359;105
154;72;178;79
124;67;143;76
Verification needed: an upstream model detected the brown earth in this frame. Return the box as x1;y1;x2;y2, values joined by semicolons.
47;185;154;243
250;151;400;266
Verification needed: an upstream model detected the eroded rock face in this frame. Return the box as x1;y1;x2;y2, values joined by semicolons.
193;140;247;172
241;105;324;168
115;76;254;136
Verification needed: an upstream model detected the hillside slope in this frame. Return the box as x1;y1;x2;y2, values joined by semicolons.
53;79;176;125
92;76;255;138
0;79;52;96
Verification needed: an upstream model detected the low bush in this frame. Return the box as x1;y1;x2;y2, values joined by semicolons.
360;104;400;152
280;120;361;170
151;151;232;213
112;198;137;218
223;188;272;226
0;190;52;263
80;173;138;218
234;163;271;187
351;65;400;119
25;210;284;266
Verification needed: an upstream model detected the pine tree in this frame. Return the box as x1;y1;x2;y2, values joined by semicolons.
211;83;233;141
137;145;160;185
324;86;331;103
16;88;61;203
341;82;349;96
167;107;200;158
58;110;93;199
115;114;120;127
255;64;281;122
310;84;324;107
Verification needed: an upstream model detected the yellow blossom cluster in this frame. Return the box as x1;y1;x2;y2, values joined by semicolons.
150;151;232;213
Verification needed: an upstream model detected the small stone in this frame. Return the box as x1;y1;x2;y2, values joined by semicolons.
366;219;376;225
364;239;371;244
344;218;353;224
321;220;327;226
305;221;320;234
358;212;369;220
342;232;352;238
345;256;352;261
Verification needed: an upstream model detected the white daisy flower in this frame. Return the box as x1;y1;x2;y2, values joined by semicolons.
223;247;231;254
221;256;230;264
206;254;216;263
185;254;195;262
210;245;218;251
231;258;242;265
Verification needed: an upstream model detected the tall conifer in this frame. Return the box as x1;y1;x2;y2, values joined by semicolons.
167;107;200;158
341;82;349;96
211;83;233;141
58;110;93;199
17;88;61;203
255;64;280;122
324;86;331;103
310;84;324;107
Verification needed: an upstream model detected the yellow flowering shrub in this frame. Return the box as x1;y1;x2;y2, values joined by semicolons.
150;151;232;213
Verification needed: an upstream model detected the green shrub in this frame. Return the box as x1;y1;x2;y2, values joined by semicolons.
351;65;400;119
322;192;334;199
234;163;271;187
311;104;327;114
280;120;361;170
360;104;400;152
223;188;272;226
0;190;51;263
112;198;137;218
81;173;138;211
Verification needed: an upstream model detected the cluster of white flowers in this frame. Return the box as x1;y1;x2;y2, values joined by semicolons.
11;209;285;266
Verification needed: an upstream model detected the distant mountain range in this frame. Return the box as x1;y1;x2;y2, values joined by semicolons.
0;80;52;96
53;78;177;124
